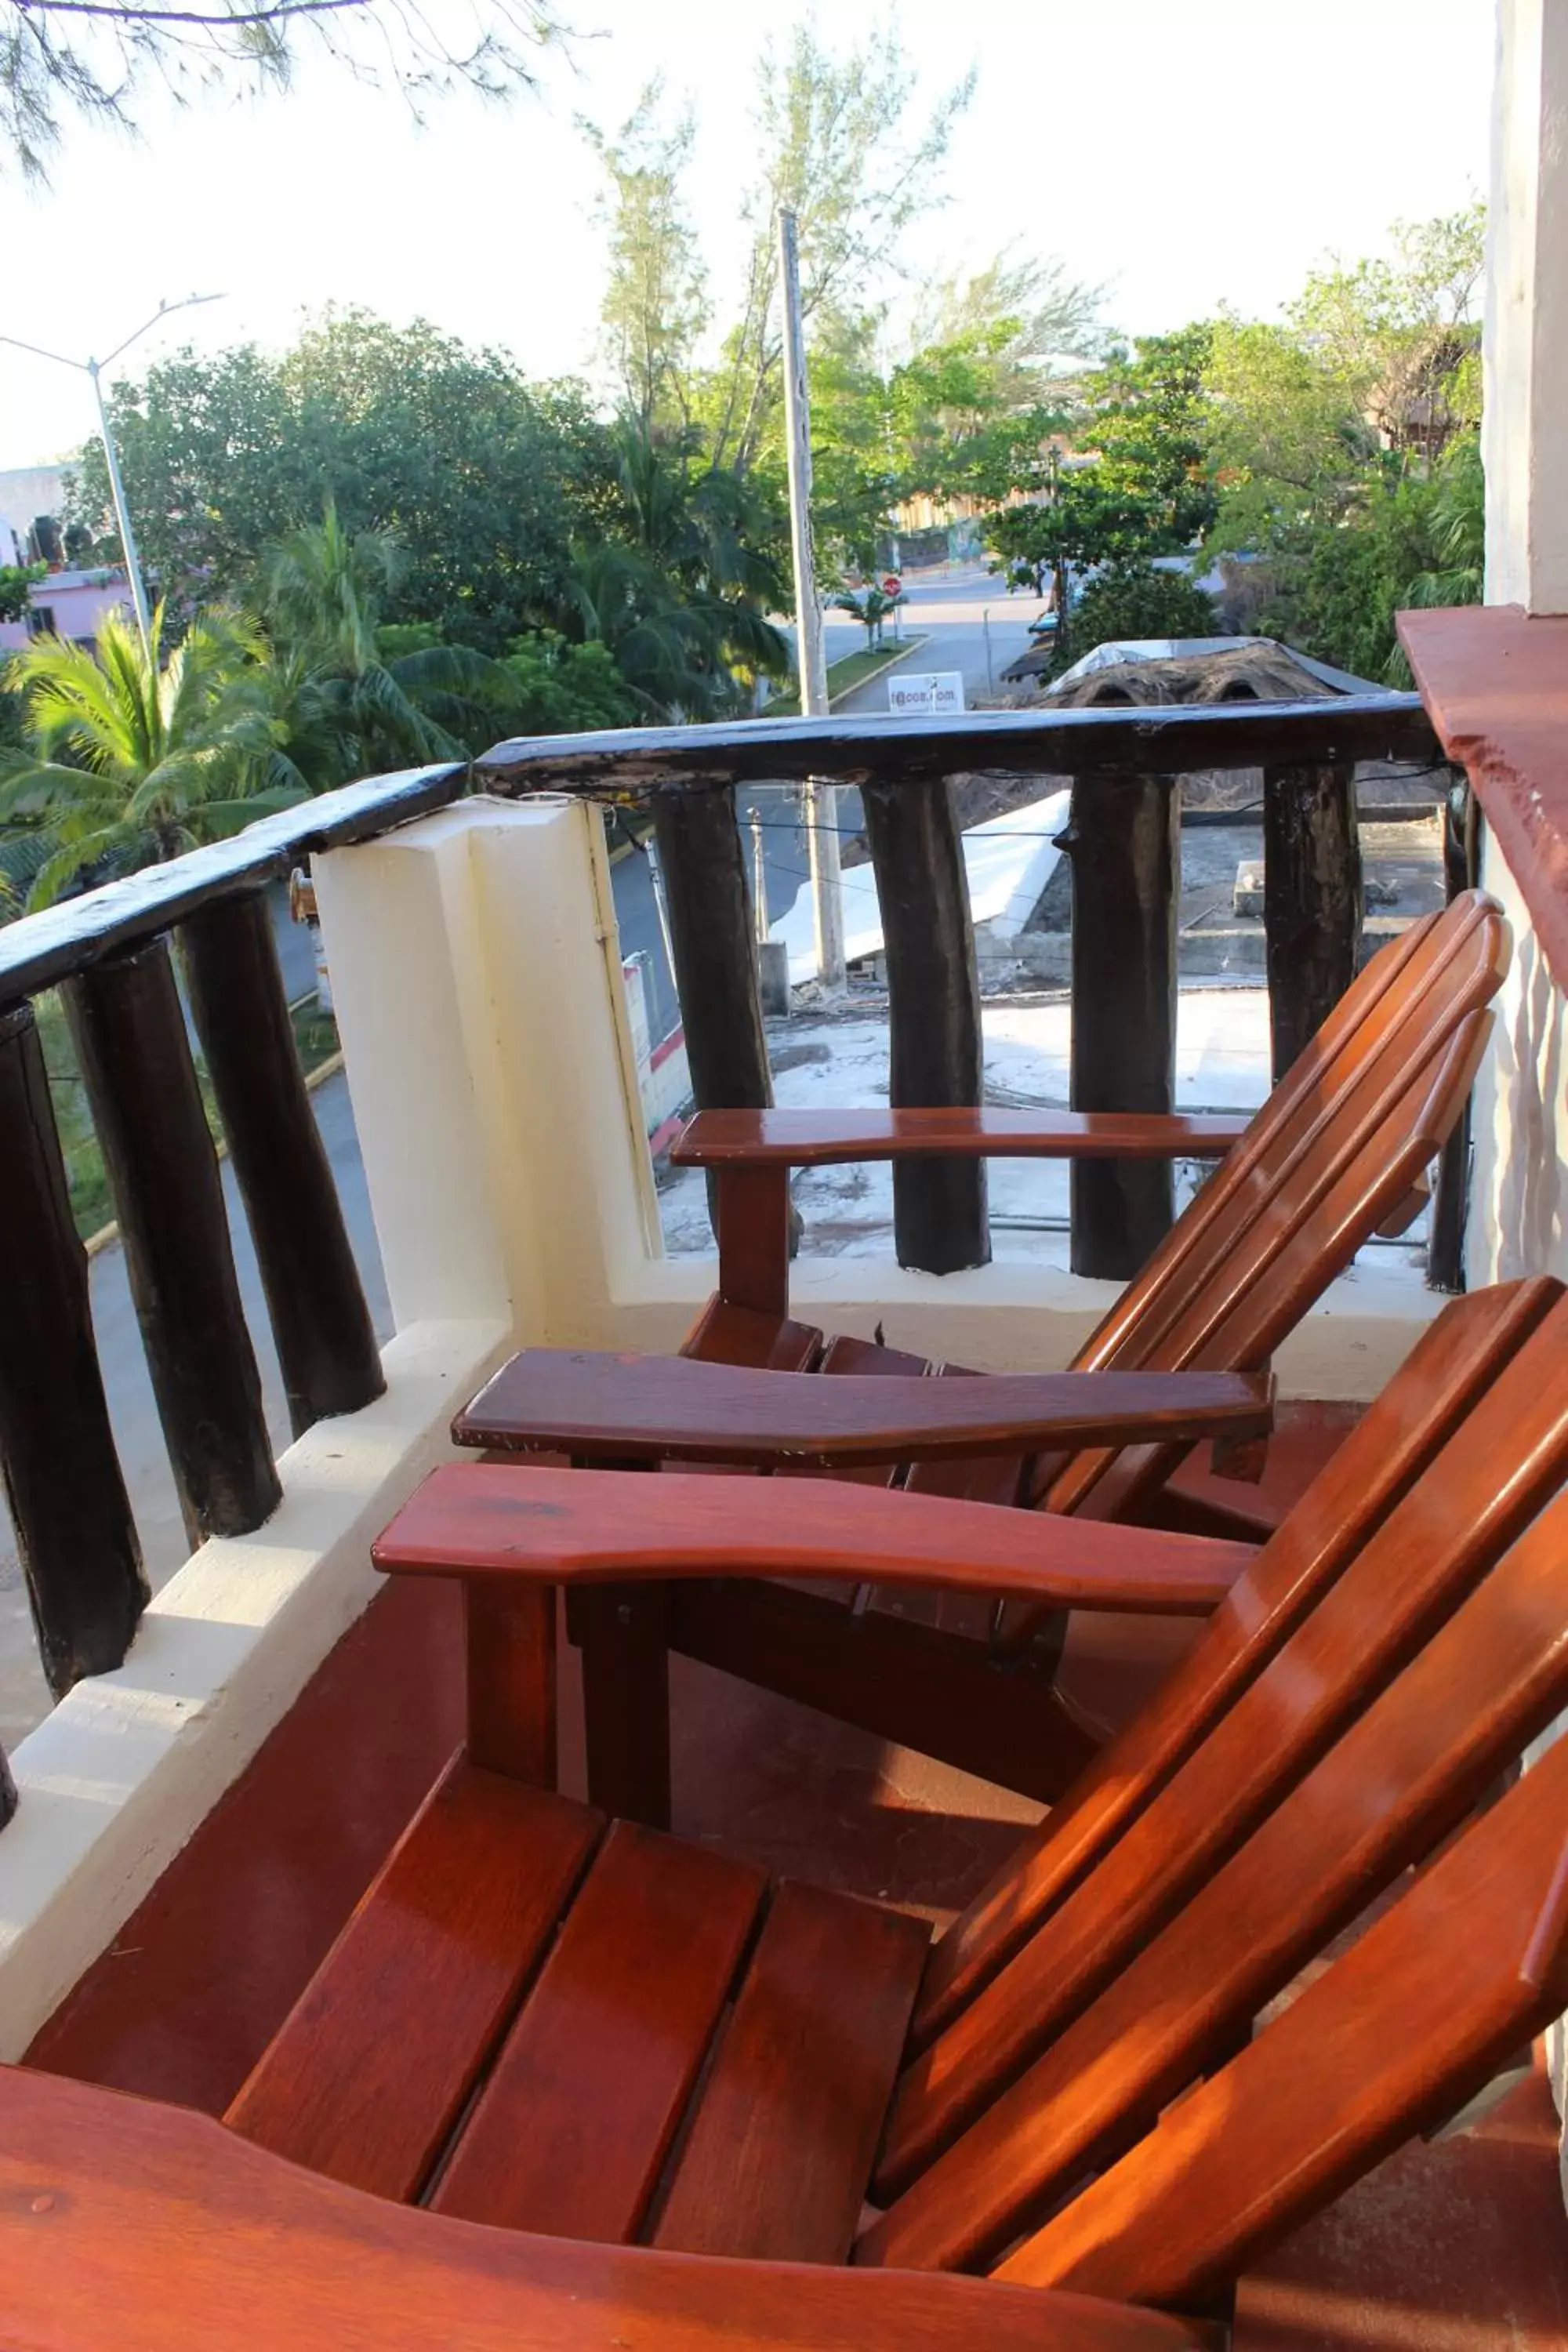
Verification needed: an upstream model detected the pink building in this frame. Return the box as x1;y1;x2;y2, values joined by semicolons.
0;566;132;653
0;461;132;651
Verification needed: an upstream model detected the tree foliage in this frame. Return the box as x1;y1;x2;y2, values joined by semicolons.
2;0;564;183
1203;209;1486;680
579;34;1098;583
0;562;45;623
0;604;299;903
584;83;709;435
1054;561;1218;672
68;312;614;653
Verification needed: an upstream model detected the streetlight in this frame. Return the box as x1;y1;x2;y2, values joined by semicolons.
0;293;225;657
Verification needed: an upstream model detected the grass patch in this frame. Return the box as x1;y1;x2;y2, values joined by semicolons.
766;633;927;717
38;982;343;1242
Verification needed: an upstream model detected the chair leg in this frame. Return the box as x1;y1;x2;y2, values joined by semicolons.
567;1579;672;1830
466;1581;557;1787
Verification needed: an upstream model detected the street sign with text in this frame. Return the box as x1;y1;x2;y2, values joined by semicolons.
888;671;965;717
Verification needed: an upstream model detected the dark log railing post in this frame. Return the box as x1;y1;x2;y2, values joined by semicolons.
64;937;282;1549
650;787;772;1114
180;891;384;1439
1428;769;1482;1293
0;1001;147;1696
651;787;798;1251
862;776;989;1272
1065;770;1180;1279
1262;762;1362;1082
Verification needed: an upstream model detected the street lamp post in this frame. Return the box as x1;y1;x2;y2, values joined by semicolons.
0;294;224;658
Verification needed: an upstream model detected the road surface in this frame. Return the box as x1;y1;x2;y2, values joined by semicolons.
828;566;1047;715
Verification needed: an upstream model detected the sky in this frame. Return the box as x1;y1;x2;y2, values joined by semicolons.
0;0;1494;471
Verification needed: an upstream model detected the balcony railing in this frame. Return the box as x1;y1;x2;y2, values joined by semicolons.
0;763;468;1824
477;692;1461;1283
0;691;1469;1824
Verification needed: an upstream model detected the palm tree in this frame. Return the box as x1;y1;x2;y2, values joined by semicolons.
260;505;508;782
1404;435;1484;609
0;605;302;908
569;422;787;718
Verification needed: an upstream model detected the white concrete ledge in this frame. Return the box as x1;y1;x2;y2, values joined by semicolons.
586;1252;1443;1402
0;1317;510;2060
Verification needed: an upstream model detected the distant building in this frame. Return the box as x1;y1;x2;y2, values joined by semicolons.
0;463;131;652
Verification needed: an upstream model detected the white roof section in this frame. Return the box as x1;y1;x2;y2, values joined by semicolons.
771;788;1071;984
1044;634;1385;699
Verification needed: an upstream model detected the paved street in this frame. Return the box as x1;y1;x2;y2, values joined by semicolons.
827;565;1047;715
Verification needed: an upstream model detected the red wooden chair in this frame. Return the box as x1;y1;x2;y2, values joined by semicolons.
13;1280;1559;2341
456;888;1509;1800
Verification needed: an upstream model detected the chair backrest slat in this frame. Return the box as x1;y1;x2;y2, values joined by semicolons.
989;1726;1568;2307
1070;895;1497;1378
1052;1007;1497;1525
913;1277;1562;2047
879;1290;1568;2194
862;1475;1568;2272
1033;894;1506;1523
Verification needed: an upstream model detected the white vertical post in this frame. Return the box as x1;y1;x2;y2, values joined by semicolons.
1484;0;1568;611
777;207;847;989
88;361;153;655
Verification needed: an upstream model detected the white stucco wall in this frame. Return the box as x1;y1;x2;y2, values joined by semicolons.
1486;0;1568;613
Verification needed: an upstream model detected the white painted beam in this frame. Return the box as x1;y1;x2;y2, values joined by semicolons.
1485;0;1568;611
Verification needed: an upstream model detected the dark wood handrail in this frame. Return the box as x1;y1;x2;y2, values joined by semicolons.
0;761;466;1003
477;695;1437;794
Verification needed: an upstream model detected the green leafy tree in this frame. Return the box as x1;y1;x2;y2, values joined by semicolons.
1291;205;1484;457
1403;433;1484;609
1203;209;1487;677
584;83;710;434
259;504;510;782
498;633;640;736
1052;561;1220;673
3;0;566;183
68;313;615;652
702;27;975;475
985;470;1169;655
831;583;902;648
0;606;297;906
568;423;787;718
1077;326;1218;545
0;562;45;623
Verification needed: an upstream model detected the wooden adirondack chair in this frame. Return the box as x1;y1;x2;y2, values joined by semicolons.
456;888;1509;1806
15;1278;1558;2342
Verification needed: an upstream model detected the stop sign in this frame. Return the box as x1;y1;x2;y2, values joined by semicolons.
881;573;902;596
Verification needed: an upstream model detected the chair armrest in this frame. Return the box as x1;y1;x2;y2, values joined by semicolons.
0;2065;1214;2352
375;1463;1259;1616
455;1351;1273;1468
672;1107;1249;1167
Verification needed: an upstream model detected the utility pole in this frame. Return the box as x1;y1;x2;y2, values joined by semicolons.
87;359;152;652
0;293;224;660
777;208;846;990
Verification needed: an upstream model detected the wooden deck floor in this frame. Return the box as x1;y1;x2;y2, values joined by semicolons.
24;1406;1567;2349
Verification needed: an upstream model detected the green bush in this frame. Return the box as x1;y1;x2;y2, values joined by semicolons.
1056;561;1220;671
499;633;640;736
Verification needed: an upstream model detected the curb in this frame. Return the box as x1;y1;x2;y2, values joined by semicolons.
827;633;930;709
768;633;931;718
